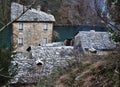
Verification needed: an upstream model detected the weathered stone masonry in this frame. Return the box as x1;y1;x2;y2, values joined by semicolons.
10;46;74;84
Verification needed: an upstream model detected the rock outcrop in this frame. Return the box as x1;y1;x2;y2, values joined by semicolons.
37;0;106;25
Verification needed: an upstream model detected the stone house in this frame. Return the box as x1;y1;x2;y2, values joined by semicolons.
74;30;116;55
53;25;106;42
11;2;55;52
54;25;107;46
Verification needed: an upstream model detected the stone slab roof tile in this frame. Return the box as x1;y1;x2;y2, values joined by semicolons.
11;2;55;22
77;31;116;50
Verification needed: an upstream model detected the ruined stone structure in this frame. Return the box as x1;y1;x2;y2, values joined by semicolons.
11;2;55;52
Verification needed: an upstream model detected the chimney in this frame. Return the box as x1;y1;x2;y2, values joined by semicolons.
90;30;95;33
37;5;41;11
47;10;51;14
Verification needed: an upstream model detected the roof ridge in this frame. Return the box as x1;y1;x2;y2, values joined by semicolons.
11;2;55;22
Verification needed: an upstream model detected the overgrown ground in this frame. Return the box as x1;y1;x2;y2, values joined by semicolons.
4;50;120;87
36;51;120;87
0;47;13;86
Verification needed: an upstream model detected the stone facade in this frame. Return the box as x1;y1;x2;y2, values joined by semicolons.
12;22;53;52
11;2;55;52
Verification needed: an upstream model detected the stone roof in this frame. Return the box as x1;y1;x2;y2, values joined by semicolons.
11;2;55;22
54;25;107;42
10;46;74;84
75;30;116;50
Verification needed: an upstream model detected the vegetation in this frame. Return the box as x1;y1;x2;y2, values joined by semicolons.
109;29;120;42
0;0;36;86
107;0;120;24
35;51;120;87
0;47;14;86
0;0;119;86
94;0;120;42
0;0;15;86
107;0;120;42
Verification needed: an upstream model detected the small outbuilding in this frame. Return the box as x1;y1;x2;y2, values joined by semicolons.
74;30;116;55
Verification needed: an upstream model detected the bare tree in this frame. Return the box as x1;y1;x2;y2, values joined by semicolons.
0;0;36;86
94;0;120;31
0;0;36;32
94;0;120;42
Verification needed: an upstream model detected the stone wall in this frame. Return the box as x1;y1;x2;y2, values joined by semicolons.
12;22;53;52
10;46;74;84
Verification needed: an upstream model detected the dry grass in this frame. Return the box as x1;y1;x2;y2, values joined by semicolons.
55;51;120;87
35;50;120;87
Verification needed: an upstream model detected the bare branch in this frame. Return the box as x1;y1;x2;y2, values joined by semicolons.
94;0;120;31
0;68;13;79
0;21;5;25
0;73;13;79
0;0;36;32
0;68;4;72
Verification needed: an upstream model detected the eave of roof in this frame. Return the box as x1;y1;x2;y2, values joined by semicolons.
13;21;55;23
